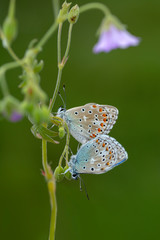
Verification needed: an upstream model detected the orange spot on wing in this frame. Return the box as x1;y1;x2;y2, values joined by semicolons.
92;134;96;138
106;147;109;151
109;156;112;160
100;123;104;127
102;143;105;147
103;118;107;122
99;108;103;112
96;139;99;143
98;128;101;132
109;151;112;154
102;114;106;117
106;162;110;166
92;105;97;108
101;168;105;171
90;135;93;138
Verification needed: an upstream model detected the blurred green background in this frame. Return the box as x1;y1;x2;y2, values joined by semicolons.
0;0;160;239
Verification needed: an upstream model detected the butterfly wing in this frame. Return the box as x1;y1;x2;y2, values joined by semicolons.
72;135;128;174
64;103;118;144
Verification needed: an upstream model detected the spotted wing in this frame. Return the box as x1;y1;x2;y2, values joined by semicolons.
65;103;118;144
74;135;128;174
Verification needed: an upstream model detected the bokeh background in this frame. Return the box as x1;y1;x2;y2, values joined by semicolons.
0;0;160;239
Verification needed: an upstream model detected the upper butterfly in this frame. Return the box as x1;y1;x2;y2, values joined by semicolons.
57;103;118;144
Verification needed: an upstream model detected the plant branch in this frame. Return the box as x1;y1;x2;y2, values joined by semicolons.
79;2;111;16
42;139;57;240
52;0;60;20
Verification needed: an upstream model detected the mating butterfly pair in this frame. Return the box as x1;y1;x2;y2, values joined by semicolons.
57;103;128;179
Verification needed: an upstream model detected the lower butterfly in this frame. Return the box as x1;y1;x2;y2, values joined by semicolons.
57;103;118;144
68;135;128;179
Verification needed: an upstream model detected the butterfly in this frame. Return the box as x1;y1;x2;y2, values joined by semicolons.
68;135;128;179
57;103;118;144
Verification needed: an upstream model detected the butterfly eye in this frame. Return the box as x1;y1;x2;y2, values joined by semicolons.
72;173;78;180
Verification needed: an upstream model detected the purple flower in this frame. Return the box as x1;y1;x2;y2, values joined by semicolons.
10;111;23;122
93;25;140;53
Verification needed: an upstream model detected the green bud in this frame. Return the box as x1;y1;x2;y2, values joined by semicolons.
33;60;44;73
2;0;18;46
57;1;72;23
59;126;65;139
68;4;79;24
20;100;34;114
64;166;72;180
54;166;64;182
32;105;50;124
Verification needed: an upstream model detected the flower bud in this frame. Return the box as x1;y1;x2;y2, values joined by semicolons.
59;126;65;139
68;4;79;24
2;0;18;46
57;1;72;23
32;105;50;124
54;166;64;182
64;166;72;180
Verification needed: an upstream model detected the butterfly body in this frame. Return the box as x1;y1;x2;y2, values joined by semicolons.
57;103;118;144
68;135;128;179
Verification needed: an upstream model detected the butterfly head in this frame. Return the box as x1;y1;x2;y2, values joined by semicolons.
57;106;66;118
68;155;79;180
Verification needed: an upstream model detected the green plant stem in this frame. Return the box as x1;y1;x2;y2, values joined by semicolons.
63;23;73;63
57;23;62;64
8;0;16;19
79;2;111;16
49;23;73;112
0;61;22;74
49;23;63;112
6;44;22;64
0;74;9;96
52;0;60;20
36;21;58;50
42;139;57;240
59;122;70;166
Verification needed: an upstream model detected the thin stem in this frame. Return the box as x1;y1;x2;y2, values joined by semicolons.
57;23;63;64
36;21;58;50
0;61;22;74
49;23;63;112
52;0;60;20
49;69;62;112
6;44;22;64
8;0;16;19
42;139;51;178
63;23;73;63
0;74;9;96
79;2;111;16
48;179;57;240
59;122;70;166
42;139;57;240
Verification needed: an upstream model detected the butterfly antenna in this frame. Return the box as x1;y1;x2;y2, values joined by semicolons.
58;91;65;109
63;84;67;109
79;175;89;200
